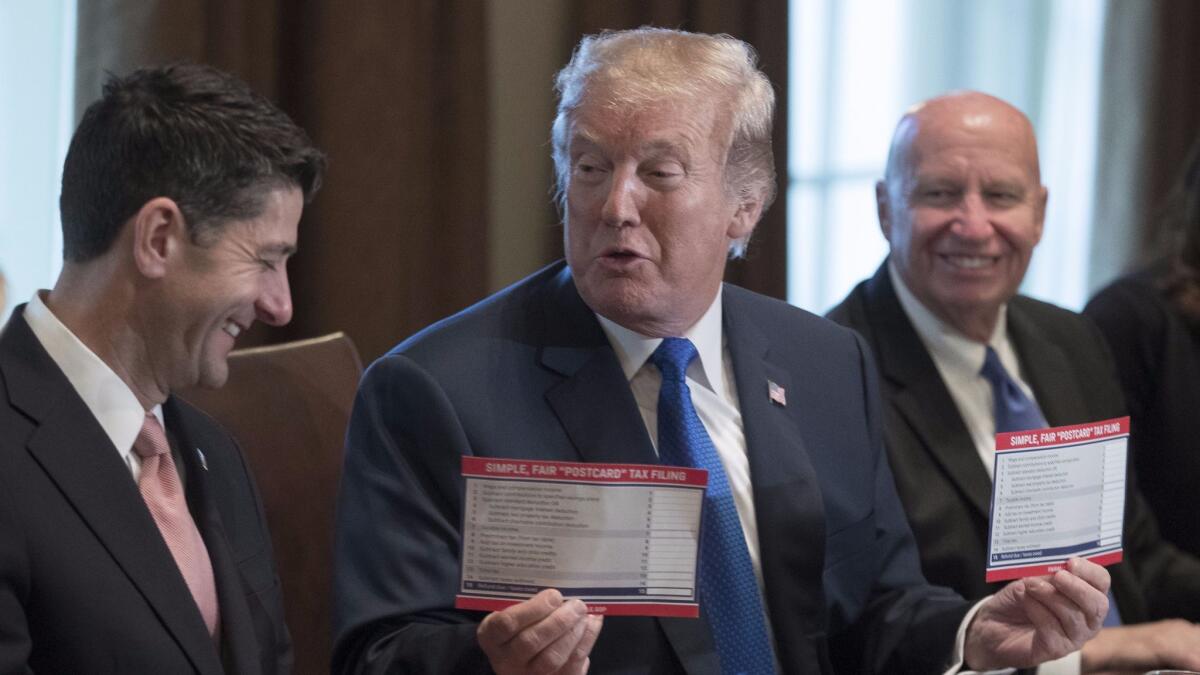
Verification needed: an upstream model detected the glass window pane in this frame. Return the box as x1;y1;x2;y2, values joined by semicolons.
822;179;889;312
787;0;1106;314
0;0;76;322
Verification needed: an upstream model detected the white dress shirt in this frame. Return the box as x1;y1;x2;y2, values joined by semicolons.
595;285;982;674
23;291;163;481
889;264;1036;479
595;286;766;591
890;264;1082;675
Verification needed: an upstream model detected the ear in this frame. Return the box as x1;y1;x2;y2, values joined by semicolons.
728;196;764;242
130;197;187;279
1032;185;1048;245
875;180;892;241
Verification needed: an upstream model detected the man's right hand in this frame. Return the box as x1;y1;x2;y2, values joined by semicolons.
1080;619;1200;673
477;588;604;675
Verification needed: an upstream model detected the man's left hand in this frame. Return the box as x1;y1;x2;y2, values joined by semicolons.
964;557;1111;670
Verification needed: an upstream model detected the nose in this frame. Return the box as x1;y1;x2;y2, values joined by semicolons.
600;166;642;228
953;192;993;241
255;268;293;327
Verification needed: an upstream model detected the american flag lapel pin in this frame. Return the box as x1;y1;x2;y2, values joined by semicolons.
767;380;787;407
196;447;208;471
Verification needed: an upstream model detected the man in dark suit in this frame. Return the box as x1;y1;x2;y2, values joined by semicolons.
334;30;1112;675
829;91;1200;673
0;64;325;673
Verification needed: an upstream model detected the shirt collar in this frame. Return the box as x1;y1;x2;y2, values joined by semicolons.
888;261;1014;377
24;291;162;458
595;285;727;399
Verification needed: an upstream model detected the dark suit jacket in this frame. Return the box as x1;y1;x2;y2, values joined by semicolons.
0;306;291;674
1085;266;1200;558
333;262;968;675
828;262;1200;624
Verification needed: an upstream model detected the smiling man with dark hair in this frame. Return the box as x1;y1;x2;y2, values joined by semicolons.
0;63;324;674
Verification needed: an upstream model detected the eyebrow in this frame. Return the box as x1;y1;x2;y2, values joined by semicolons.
913;175;959;185
570;128;691;157
908;175;960;190
640;139;690;158
570;128;601;149
983;179;1026;191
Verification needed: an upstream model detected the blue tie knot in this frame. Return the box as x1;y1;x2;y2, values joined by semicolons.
979;345;1049;432
979;346;1008;388
650;337;698;384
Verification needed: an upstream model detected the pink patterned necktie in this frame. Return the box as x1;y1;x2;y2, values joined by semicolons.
133;412;220;637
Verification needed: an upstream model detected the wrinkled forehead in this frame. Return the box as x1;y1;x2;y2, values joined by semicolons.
567;84;733;155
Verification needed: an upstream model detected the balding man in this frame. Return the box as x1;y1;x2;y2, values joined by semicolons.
334;32;1111;675
830;91;1200;673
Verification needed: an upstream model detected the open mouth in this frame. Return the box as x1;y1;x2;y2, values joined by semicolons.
222;320;244;338
939;254;999;270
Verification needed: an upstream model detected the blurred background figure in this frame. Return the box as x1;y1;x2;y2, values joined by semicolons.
1085;137;1200;559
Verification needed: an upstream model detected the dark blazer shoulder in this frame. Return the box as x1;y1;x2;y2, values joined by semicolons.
390;262;567;359
1010;294;1109;350
825;277;869;325
724;282;869;358
1007;294;1127;418
1084;272;1165;332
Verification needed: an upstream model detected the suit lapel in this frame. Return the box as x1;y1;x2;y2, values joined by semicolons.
722;289;825;671
1007;304;1091;426
2;312;223;674
861;266;993;518
167;399;262;674
539;268;659;465
1010;304;1148;621
539;270;714;671
722;289;813;524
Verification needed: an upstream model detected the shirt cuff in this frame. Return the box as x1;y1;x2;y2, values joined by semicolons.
944;598;1017;675
1033;650;1081;675
942;597;1082;675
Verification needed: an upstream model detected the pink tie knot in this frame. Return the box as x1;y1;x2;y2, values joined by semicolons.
132;410;221;637
133;413;170;459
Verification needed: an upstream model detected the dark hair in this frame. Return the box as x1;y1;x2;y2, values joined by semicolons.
1161;137;1200;323
59;63;326;262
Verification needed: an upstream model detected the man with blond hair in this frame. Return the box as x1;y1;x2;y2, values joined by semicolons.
335;32;1111;674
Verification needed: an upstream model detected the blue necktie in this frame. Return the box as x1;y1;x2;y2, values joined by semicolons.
651;338;777;675
980;346;1122;627
980;346;1048;434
